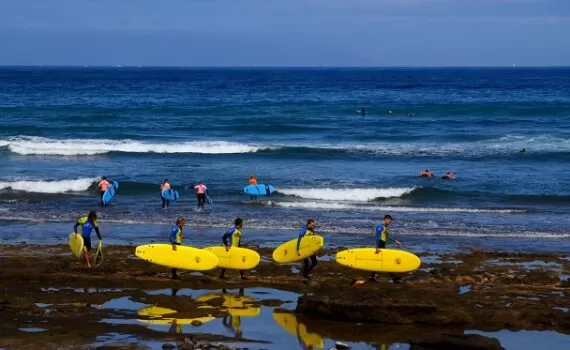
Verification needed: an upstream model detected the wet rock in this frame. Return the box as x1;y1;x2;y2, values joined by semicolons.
163;344;176;350
335;342;351;349
409;333;504;350
296;290;472;326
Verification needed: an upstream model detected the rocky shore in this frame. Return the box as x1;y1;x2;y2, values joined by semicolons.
1;244;568;349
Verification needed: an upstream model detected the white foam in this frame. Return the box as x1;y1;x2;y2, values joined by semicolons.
0;178;97;194
414;231;570;239
275;201;525;213
0;136;263;156
278;187;416;201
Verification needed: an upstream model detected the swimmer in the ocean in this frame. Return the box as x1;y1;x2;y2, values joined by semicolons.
420;169;434;177
520;148;526;153
441;172;456;180
356;108;367;116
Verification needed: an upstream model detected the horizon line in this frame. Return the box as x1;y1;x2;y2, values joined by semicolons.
0;64;569;69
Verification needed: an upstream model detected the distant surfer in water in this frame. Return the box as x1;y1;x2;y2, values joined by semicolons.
441;172;456;180
370;214;402;283
169;216;185;280
220;217;246;280
420;169;434;177
248;175;258;201
97;176;110;204
297;219;318;280
160;178;170;209
248;175;257;186
520;148;526;153
74;211;103;268
194;182;208;210
356;108;367;116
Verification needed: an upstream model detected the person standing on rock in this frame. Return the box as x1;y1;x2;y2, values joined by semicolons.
219;217;246;280
297;219;318;280
370;214;402;283
169;216;185;280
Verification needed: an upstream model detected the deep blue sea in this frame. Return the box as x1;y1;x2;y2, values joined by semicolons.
1;67;570;251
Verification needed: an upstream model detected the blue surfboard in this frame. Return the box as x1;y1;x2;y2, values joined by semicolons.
102;181;119;205
206;191;213;205
161;189;180;201
244;184;276;196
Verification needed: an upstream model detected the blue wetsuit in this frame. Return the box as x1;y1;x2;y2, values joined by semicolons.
297;226;317;279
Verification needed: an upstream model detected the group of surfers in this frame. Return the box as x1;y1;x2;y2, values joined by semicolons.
97;175;261;209
420;169;456;180
73;211;402;283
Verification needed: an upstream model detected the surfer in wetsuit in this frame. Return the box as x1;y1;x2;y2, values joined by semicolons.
169;216;185;280
441;172;456;180
97;176;110;204
73;211;103;268
194;182;208;210
370;214;402;283
297;219;318;280
220;217;246;280
160;178;170;209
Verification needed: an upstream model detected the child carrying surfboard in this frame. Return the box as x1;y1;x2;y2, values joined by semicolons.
169;216;185;280
298;219;318;280
160;179;170;209
371;214;402;283
73;211;103;268
220;217;246;280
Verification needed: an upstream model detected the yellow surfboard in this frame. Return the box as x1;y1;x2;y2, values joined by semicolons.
273;311;324;349
272;235;324;264
135;244;218;271
137;305;215;327
197;293;260;317
138;305;177;317
336;248;421;273
94;241;104;267
68;233;84;258
203;246;261;270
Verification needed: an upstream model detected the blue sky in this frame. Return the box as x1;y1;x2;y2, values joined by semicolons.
1;0;569;66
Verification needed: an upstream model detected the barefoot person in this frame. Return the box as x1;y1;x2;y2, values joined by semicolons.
160;178;171;209
73;211;103;268
194;182;208;210
248;175;258;200
97;176;110;204
169;216;185;280
297;219;318;280
370;214;402;283
220;217;246;280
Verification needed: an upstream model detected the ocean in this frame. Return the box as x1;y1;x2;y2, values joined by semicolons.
1;67;570;252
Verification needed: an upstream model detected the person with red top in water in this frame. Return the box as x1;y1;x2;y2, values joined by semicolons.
97;176;110;204
194;181;208;210
419;169;434;177
160;178;171;209
248;175;258;186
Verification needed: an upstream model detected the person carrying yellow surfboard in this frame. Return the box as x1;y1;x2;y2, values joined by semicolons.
73;210;103;268
370;214;402;283
168;216;185;280
297;219;318;280
220;217;246;280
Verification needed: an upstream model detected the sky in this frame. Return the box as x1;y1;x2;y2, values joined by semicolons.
0;0;569;67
